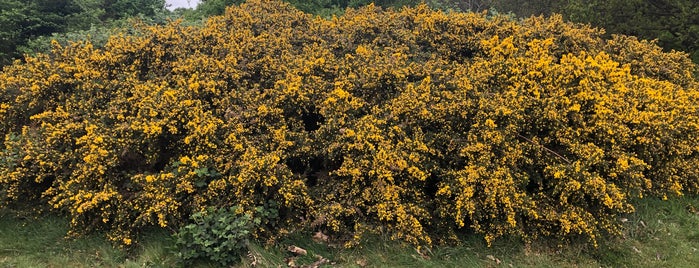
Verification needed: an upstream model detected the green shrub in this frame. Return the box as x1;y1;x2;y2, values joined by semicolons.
175;204;278;266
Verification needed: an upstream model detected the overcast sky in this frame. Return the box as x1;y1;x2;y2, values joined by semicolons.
166;0;201;10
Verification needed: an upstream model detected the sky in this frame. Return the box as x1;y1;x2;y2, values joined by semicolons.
165;0;201;10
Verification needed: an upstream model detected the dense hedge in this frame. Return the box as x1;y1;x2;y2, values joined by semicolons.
1;0;698;247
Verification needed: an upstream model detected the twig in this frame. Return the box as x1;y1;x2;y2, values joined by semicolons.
517;134;571;164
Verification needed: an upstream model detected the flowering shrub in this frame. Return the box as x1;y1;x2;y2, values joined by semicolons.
1;0;698;248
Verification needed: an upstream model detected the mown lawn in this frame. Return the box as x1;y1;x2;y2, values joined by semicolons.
2;196;699;267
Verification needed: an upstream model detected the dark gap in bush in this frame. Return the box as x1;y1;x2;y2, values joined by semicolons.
525;174;542;193
449;47;475;62
301;106;324;132
34;175;55;199
137;55;151;81
424;174;440;199
406;73;426;83
285;155;330;188
285;156;305;175
311;64;336;81
153;136;178;172
305;156;329;188
117;148;149;173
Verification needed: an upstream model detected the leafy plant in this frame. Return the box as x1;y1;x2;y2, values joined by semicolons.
175;203;278;266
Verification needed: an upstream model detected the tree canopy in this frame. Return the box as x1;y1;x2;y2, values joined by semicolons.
491;0;699;64
0;0;167;66
3;0;698;66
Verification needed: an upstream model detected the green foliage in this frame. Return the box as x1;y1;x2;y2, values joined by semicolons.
101;0;168;21
179;0;423;19
489;0;699;64
18;13;171;57
175;0;244;19
0;0;168;67
175;204;279;266
0;0;69;65
565;0;699;64
423;0;495;12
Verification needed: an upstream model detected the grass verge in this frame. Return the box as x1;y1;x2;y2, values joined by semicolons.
2;196;698;267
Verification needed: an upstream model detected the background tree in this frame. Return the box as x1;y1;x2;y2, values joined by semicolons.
177;0;244;18
489;0;699;64
423;0;494;12
0;0;167;67
100;0;167;20
0;0;79;65
559;0;699;64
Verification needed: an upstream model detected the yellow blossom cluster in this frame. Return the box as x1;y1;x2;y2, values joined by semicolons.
1;0;698;247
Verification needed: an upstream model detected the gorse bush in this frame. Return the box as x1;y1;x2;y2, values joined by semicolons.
1;0;698;250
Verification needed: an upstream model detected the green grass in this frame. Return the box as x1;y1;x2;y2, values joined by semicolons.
0;210;179;268
2;196;699;267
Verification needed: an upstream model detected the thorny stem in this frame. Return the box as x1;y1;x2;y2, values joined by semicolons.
517;134;572;164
